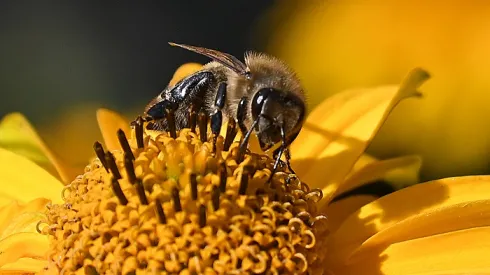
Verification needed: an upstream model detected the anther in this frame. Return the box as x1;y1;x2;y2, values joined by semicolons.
124;154;137;184
105;152;121;179
93;141;108;171
198;110;208;142
135;116;144;148
84;265;97;275
111;177;128;205
190;173;198;201
223;119;237;151
219;163;227;193
135;180;148;205
189;104;197;133
166;107;177;139
212;186;220;211
199;204;207;228
172;187;182;212
238;172;249;195
210;110;222;152
154;198;167;224
117;129;134;160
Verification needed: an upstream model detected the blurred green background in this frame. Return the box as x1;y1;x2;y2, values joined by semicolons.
1;1;490;182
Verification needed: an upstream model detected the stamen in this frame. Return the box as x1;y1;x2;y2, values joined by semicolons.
124;153;137;184
111;177;128;205
212;186;220;211
238;171;249;195
219;163;227;193
135;116;144;148
154;198;167;224
105;152;121;179
199;204;207;228
165;107;177;139
198;110;208;142
211;110;222;152
190;173;198;201
223;119;237;151
172;187;182;212
85;265;97;274
189;104;197;133
117;129;134;160
93;141;108;171
135;180;148;205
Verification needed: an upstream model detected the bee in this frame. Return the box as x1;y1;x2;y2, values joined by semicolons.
143;42;306;173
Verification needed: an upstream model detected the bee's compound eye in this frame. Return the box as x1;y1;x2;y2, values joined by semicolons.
251;88;273;119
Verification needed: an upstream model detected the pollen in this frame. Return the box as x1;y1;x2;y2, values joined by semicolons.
39;116;328;274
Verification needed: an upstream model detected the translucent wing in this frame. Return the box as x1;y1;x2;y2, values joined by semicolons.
169;42;249;76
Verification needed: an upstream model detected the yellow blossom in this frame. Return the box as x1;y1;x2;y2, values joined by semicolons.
0;66;484;274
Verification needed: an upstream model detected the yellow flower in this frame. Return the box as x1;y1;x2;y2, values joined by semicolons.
2;66;485;274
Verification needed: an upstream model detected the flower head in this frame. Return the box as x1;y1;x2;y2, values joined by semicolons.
41;121;327;274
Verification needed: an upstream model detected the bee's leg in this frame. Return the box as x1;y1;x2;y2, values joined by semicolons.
236;97;249;135
197;110;208;142
236;96;252;161
223;119;237;151
188;103;198;133
269;125;288;181
223;94;242;151
237;115;259;163
272;147;285;175
210;83;226;151
284;148;296;175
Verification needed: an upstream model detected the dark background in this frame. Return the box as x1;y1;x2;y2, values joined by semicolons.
0;1;274;125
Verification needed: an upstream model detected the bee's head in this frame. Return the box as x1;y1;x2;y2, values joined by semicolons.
251;88;305;151
242;52;306;151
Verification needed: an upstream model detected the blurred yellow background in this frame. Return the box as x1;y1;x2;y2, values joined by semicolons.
264;0;490;180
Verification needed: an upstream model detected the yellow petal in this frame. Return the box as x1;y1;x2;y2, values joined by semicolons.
0;147;62;205
0;113;78;184
334;155;422;198
291;68;429;204
324;195;377;233
0;257;46;273
0;232;48;268
96;108;130;151
348;154;378;175
327;175;490;265
331;227;490;275
0;199;49;239
168;63;203;87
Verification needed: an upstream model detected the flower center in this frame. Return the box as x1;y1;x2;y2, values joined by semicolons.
39;115;328;274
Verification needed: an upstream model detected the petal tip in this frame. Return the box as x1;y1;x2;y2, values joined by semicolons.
399;68;431;98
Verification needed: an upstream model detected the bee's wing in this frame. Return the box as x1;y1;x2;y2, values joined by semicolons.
169;42;248;76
